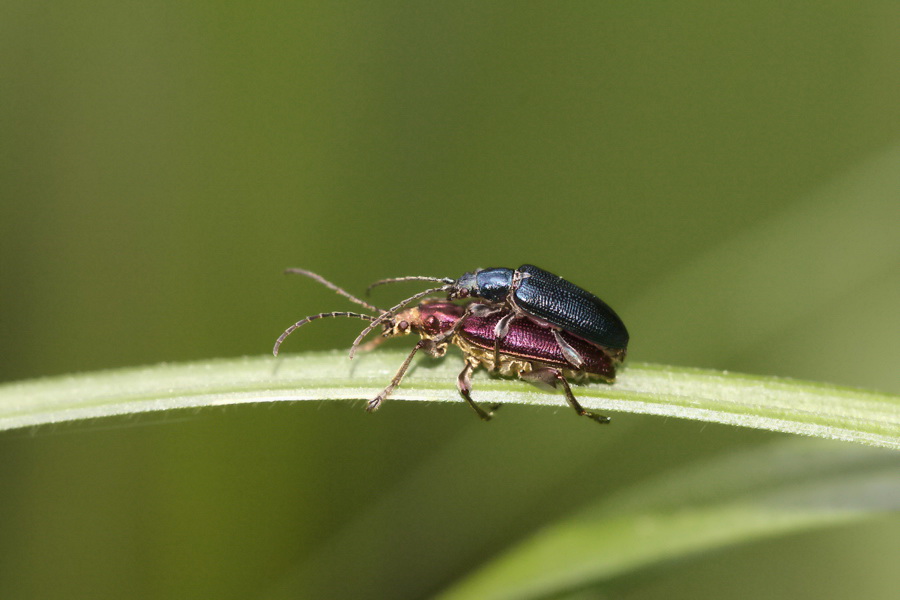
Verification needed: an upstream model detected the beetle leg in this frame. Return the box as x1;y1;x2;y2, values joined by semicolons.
431;302;499;348
427;303;485;347
429;314;465;345
367;339;434;412
467;302;498;317
491;311;516;371
456;359;494;421
520;367;610;424
551;329;585;368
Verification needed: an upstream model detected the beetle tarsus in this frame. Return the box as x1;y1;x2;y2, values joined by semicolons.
522;367;610;425
457;360;494;421
367;339;432;412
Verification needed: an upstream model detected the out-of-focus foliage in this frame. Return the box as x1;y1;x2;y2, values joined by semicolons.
1;2;897;599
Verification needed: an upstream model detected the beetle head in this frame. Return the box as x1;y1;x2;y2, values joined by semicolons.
381;311;413;338
448;270;479;300
384;302;463;339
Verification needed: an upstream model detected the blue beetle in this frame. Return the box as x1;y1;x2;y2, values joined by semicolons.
354;265;628;370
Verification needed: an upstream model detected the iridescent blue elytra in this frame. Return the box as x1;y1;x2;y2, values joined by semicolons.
450;265;629;351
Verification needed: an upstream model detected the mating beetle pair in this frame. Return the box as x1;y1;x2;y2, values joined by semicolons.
273;266;628;423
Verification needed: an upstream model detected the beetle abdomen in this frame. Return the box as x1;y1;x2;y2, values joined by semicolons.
459;310;616;379
515;265;629;350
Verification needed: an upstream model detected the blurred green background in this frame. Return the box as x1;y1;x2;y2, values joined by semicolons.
1;2;898;599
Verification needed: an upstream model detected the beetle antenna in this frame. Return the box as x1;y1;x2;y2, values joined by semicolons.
349;285;451;358
274;311;377;356
284;268;384;313
366;276;454;295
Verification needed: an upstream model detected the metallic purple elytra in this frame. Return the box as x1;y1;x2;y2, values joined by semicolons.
274;269;617;423
457;306;616;379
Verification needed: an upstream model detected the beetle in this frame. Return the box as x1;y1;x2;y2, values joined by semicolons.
274;269;616;423
353;265;628;371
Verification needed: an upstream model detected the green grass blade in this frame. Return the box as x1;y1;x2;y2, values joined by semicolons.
435;439;900;600
0;352;897;448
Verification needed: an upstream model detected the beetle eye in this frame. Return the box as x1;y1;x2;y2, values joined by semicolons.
425;315;439;329
397;320;409;332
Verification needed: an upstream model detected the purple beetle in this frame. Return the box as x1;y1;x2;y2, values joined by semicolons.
274;269;619;423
